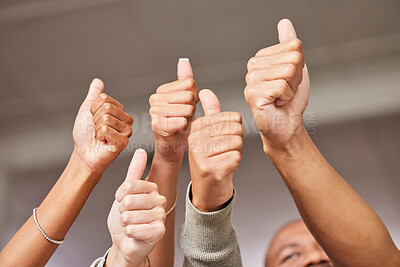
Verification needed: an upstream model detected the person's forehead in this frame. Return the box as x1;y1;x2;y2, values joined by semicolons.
266;222;319;266
270;222;316;253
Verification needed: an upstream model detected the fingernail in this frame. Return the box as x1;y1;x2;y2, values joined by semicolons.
136;148;146;153
179;58;190;62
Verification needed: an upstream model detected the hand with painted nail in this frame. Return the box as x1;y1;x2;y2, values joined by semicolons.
149;59;199;161
73;79;133;174
106;149;167;267
244;19;310;149
188;89;243;212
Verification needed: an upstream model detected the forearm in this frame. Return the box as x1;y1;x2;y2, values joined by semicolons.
265;126;399;266
0;150;101;267
146;150;181;267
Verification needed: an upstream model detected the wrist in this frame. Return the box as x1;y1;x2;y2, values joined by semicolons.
191;176;234;212
150;150;183;186
153;137;186;162
262;125;309;156
153;146;184;165
147;151;182;212
68;150;103;186
106;245;147;267
262;126;316;174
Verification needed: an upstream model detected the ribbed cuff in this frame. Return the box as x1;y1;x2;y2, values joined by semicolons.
178;182;240;264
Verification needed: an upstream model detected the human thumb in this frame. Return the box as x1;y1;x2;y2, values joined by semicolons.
84;78;104;104
177;58;194;80
199;89;221;116
277;18;298;43
125;149;147;182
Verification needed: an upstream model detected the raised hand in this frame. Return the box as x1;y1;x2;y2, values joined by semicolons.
106;149;167;267
188;89;243;212
73;78;133;174
244;19;310;150
149;59;199;161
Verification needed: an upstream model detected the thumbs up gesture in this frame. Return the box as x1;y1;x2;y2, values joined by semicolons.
188;90;243;212
244;19;310;151
106;149;167;267
149;59;199;161
73;78;133;175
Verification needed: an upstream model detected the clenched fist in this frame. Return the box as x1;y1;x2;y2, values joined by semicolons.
106;149;167;267
73;78;133;174
244;19;310;150
188;89;243;212
149;59;199;161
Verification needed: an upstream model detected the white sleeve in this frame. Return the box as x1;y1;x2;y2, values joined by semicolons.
89;248;110;267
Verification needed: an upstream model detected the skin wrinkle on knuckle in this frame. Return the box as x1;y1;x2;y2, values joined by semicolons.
102;114;111;123
119;216;126;227
247;57;256;71
236;136;244;148
149;94;158;105
246;72;255;84
121;211;129;225
282;64;296;81
157;195;167;207
244;85;256;101
275;79;288;89
187;104;195;115
185;78;195;89
126;115;134;125
292;51;304;66
160;210;167;221
289;39;303;52
115;190;120;201
181;117;189;127
236;123;244;136
233;150;241;161
149;182;158;192
156;85;164;93
90;102;98;115
149;107;158;117
100;125;109;135
126;127;133;137
269;85;282;99
123;226;130;237
100;93;108;101
103;102;112;112
161;196;167;208
255;47;267;57
124;181;133;192
228;112;242;123
181;91;193;104
229;136;242;150
124;226;134;238
198;162;211;177
122;197;131;210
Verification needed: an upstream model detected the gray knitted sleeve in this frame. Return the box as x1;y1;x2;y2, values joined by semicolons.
177;183;243;267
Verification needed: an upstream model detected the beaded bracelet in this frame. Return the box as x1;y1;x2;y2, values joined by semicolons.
33;208;64;245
